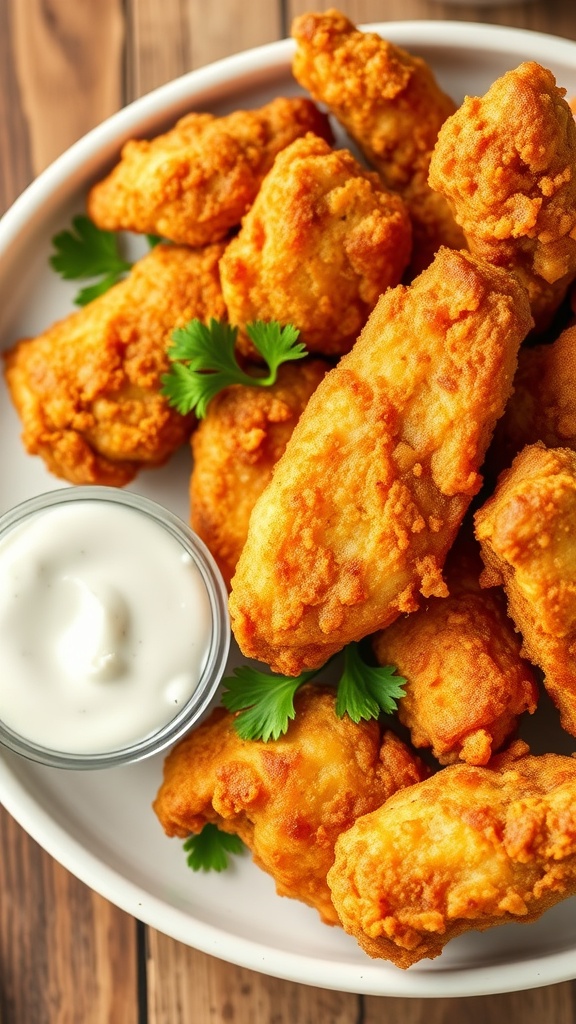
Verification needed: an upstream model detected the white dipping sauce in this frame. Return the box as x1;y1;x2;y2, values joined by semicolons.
0;501;213;754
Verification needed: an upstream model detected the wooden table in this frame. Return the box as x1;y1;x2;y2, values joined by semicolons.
1;0;576;1020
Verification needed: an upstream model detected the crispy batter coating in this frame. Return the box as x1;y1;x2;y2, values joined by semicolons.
373;538;538;766
191;359;328;588
328;751;576;968
475;443;576;737
219;134;412;358
429;62;576;330
229;248;532;675
153;685;426;924
3;243;225;486
87;98;332;247
495;324;576;469
291;9;465;274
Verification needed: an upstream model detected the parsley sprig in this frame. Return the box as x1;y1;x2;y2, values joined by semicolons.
184;824;245;872
50;215;132;306
221;644;406;742
161;318;307;419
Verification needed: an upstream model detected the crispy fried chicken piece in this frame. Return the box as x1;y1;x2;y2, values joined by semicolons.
494;324;576;469
219;134;412;359
429;62;576;330
373;538;537;765
475;443;576;737
3;243;225;486
291;9;465;274
153;685;426;924
87;98;332;247
191;358;328;588
328;751;576;967
229;249;532;676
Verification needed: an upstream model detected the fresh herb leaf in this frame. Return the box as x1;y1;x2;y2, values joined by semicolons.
222;664;318;742
335;643;406;723
161;318;307;418
146;233;163;248
50;215;131;304
183;824;244;872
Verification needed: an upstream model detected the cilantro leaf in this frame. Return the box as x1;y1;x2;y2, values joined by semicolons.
222;664;318;742
183;824;245;872
335;643;406;723
161;318;307;418
245;321;307;378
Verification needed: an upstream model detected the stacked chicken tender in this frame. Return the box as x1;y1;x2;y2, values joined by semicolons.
5;7;576;969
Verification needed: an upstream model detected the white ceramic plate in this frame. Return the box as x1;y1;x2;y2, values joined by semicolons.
1;21;576;999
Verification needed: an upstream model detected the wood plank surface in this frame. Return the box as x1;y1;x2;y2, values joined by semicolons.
1;1;576;1022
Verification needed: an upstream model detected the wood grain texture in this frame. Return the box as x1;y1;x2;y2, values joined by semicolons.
0;805;139;1024
11;0;124;173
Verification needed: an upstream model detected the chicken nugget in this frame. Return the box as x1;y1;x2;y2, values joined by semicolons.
153;685;426;924
328;751;576;967
219;134;412;358
229;248;532;676
429;62;576;330
191;358;328;588
494;324;576;469
291;9;465;274
87;98;332;247
475;443;576;737
4;243;225;486
373;538;537;766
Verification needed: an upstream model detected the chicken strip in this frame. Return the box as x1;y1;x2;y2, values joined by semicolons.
291;9;465;274
153;685;426;925
87;98;332;247
229;248;532;676
494;324;576;470
219;134;412;359
191;358;328;588
429;62;576;330
475;443;576;737
328;750;576;967
373;539;538;766
4;243;225;486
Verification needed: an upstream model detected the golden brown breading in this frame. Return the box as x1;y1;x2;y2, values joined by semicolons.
291;9;465;274
475;443;576;737
229;248;532;676
87;98;332;247
495;324;576;469
429;62;576;330
191;359;328;588
373;539;538;766
328;751;576;968
153;685;426;925
219;134;412;359
3;243;226;486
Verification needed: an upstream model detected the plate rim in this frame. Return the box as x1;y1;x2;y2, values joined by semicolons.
1;20;576;997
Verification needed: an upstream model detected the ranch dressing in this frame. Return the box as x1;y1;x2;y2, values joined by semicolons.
0;497;214;755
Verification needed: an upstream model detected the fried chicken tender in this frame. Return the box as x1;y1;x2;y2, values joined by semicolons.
229;248;532;676
328;751;576;967
475;443;576;737
373;540;538;766
191;359;328;588
4;243;225;486
87;98;332;247
153;685;426;924
429;62;576;330
219;134;412;359
495;324;576;469
291;9;465;274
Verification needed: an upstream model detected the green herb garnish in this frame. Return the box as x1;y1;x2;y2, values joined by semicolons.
160;318;307;418
221;643;406;742
50;215;132;306
183;824;245;872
